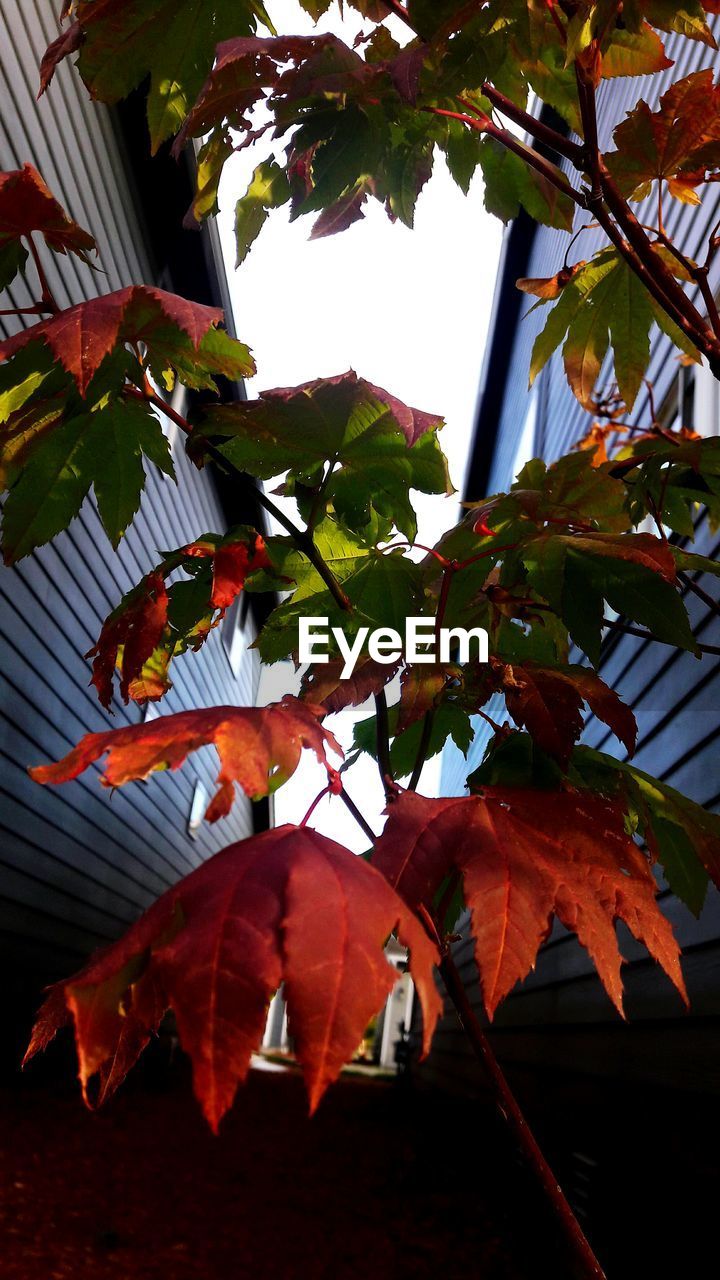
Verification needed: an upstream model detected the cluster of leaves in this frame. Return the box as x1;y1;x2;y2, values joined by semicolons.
39;0;720;407
4;6;720;1144
87;529;270;706
0;166;254;563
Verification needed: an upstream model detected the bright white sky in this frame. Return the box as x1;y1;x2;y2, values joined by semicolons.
217;0;504;845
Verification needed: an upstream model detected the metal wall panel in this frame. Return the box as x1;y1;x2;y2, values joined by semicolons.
0;2;261;1023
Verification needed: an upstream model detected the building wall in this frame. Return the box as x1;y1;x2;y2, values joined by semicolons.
0;0;263;1029
429;25;720;1095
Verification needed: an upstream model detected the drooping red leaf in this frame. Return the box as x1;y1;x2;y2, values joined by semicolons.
309;185;369;239
499;661;637;765
374;789;686;1019
25;825;441;1128
30;697;343;821
87;531;269;708
301;656;401;714
38;20;83;97
0;163;96;260
0;286;223;396
396;664;455;733
207;534;271;609
87;569;169;709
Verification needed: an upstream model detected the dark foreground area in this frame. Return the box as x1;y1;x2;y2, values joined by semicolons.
0;1057;570;1280
4;1050;719;1280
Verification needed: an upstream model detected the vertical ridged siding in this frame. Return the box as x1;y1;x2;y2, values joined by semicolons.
0;2;261;1012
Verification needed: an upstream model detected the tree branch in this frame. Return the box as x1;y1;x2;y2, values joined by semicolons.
374;690;395;799
603;616;720;655
438;953;607;1280
679;570;720;621
479;84;583;165
425;106;586;209
339;785;378;845
408;711;434;791
27;235;59;314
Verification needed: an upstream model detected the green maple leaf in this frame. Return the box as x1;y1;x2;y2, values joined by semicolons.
195;372;451;542
42;0;275;153
353;699;473;779
521;531;698;664
530;249;699;410
255;546;429;664
2;397;173;561
235;161;291;266
479;137;575;231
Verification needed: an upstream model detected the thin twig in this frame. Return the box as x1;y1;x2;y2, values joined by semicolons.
339;786;378;844
0;303;53;317
680;571;720;620
27;235;59;314
603;616;720;655
439;954;607;1280
475;85;583;163
408;711;434;791
374;690;394;799
424;106;586;209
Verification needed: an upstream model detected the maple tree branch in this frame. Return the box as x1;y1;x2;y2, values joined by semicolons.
679;570;720;621
124;386;352;613
603;616;720;655
408;712;434;791
425;107;586;210
380;0;412;25
479;84;583;165
573;62;720;360
640;223;720;340
438;953;607;1280
374;690;395;799
0;303;54;317
598;164;720;360
338;785;378;845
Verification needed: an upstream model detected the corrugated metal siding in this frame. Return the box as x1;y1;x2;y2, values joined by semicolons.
0;2;260;1017
432;24;720;1092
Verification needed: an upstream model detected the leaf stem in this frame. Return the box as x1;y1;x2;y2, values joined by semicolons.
0;303;54;317
438;952;607;1280
408;711;434;791
425;106;586;209
478;85;583;164
27;235;59;314
300;785;332;827
338;785;378;844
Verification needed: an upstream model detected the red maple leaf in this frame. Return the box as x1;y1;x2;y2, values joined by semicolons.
0;286;223;396
373;789;686;1018
24;825;442;1129
88;531;269;708
86;570;169;709
29;697;343;821
0;163;96;260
